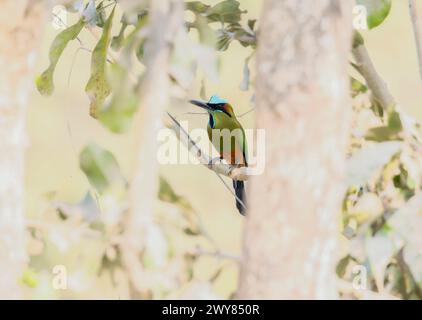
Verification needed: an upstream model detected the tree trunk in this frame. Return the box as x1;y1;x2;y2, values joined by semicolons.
122;0;183;297
0;1;46;298
237;1;353;299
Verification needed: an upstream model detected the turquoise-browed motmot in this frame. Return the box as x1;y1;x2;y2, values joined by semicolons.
190;95;247;215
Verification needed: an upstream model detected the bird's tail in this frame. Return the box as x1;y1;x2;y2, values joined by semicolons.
233;180;246;215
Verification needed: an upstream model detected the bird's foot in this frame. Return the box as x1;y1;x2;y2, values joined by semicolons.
208;157;223;169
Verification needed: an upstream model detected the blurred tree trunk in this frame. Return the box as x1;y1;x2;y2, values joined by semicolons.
237;1;353;299
122;0;183;297
0;1;46;298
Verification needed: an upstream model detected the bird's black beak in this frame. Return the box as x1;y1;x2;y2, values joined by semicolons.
189;99;212;112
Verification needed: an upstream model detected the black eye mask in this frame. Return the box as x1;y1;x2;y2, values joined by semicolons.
209;103;232;118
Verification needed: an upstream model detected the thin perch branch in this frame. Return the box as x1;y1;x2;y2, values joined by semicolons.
352;41;395;110
409;0;422;83
193;248;240;262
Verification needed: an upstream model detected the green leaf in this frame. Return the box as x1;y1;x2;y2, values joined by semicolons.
135;40;145;62
365;110;403;142
356;0;392;29
159;176;184;204
247;19;256;31
20;269;38;288
36;18;85;96
85;7;115;117
350;77;367;97
207;0;246;24
111;20;128;51
183;227;200;236
158;176;192;212
79;143;124;194
336;255;352;278
98;64;138;133
387;110;403;131
97;95;138;133
185;1;210;14
216;23;255;51
186;0;246;24
159;176;200;234
99;15;148;133
128;14;148;62
216;29;232;51
365;126;400;142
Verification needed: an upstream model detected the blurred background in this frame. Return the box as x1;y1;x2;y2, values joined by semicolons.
24;0;421;298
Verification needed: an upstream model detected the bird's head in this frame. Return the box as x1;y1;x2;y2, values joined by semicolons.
190;95;235;118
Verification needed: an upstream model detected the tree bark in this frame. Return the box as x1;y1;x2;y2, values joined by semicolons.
0;0;46;298
237;1;353;299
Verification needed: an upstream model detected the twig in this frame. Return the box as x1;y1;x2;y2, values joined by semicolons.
193;248;240;262
409;0;422;83
352;40;395;110
214;172;247;211
237;107;254;118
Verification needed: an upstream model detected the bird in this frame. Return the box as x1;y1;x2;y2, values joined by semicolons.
190;95;248;215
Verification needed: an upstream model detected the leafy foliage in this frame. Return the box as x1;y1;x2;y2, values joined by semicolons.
365;110;403;142
340;55;422;298
97;63;139;133
85;6;115;117
98;13;148;133
186;0;246;24
36;18;85;96
186;0;256;51
79;142;124;194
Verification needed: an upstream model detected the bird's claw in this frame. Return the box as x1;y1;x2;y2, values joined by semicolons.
208;157;222;169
